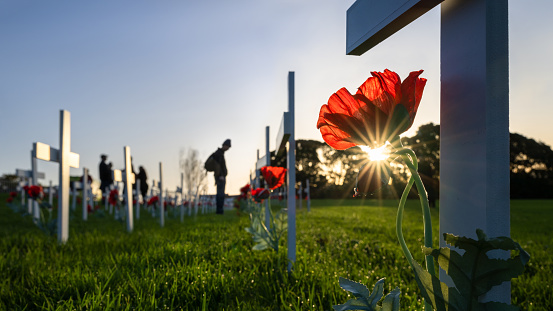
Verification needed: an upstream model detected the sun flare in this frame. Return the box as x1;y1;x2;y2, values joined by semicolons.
360;145;390;161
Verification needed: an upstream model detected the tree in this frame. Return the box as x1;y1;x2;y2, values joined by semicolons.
179;148;208;202
510;133;553;198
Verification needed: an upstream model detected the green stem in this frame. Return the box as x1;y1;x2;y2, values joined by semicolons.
392;138;435;311
396;175;416;268
401;153;435;273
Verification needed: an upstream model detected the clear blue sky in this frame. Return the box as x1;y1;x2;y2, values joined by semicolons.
1;1;552;195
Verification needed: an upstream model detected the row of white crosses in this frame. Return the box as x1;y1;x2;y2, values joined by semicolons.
25;110;218;241
253;71;297;272
346;0;510;303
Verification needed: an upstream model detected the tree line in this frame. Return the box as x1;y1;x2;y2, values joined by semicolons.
270;123;553;200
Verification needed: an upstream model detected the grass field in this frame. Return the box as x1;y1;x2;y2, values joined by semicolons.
0;195;551;310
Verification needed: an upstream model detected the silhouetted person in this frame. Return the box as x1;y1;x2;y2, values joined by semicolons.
211;139;231;214
137;166;149;200
99;154;110;194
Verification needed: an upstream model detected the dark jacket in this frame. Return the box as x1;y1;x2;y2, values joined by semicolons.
212;148;228;178
99;161;110;183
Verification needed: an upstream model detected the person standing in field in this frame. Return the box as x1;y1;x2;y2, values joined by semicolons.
99;154;110;195
210;139;231;214
137;166;149;201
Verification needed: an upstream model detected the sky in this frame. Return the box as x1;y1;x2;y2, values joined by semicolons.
1;0;552;196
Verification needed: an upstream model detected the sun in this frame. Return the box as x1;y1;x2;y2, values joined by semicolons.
360;145;390;161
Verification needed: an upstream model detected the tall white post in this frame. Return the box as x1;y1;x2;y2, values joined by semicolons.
159;162;164;227
31;151;40;221
26;177;33;214
82;168;89;221
265;126;271;228
123;146;134;232
287;71;296;272
58;110;73;243
440;0;510;303
180;172;184;222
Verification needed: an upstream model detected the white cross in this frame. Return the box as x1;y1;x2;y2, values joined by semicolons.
159;162;165;227
33;110;80;243
347;0;509;303
123;146;135;232
275;72;296;273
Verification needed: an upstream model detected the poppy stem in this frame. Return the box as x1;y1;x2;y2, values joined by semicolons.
396;174;416;268
393;138;435;311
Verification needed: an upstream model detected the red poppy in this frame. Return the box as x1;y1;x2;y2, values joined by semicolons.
251;188;270;203
27;185;44;200
317;69;426;150
6;197;13;203
9;191;17;197
147;196;159;207
87;204;93;213
240;184;250;194
260;166;287;190
108;189;119;206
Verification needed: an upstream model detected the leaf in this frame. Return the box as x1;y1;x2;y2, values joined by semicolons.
411;260;465;311
333;299;371;311
334;277;397;311
339;277;371;301
367;278;385;308
380;287;401;311
414;229;529;311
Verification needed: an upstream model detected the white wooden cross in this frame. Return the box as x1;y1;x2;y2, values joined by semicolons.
275;71;296;273
159;162;165;227
82;168;89;221
123;146;135;232
347;0;509;303
33;110;80;243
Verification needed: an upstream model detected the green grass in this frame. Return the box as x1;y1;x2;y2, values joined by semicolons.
0;195;551;310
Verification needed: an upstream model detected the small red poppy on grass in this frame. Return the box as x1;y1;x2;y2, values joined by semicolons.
260;166;287;190
147;196;159;207
6;197;13;203
240;184;250;194
108;189;119;206
9;191;17;197
317;69;426;150
27;185;44;200
251;188;270;203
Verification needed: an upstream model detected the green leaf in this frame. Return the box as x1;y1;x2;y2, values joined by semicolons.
380;288;400;311
333;299;371;311
334;277;399;311
415;229;529;311
411;260;465;311
367;278;385;308
339;277;371;301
